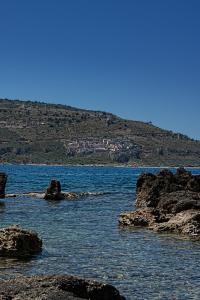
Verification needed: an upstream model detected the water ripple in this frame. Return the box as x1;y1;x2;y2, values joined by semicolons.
0;165;200;299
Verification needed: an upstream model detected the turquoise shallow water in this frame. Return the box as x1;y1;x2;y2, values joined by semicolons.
0;165;200;300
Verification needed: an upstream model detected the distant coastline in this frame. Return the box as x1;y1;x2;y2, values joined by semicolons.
1;162;200;169
0;99;200;168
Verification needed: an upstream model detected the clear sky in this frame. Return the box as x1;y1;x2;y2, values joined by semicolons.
0;0;200;139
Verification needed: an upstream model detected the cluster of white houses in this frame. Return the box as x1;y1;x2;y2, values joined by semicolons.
66;138;135;155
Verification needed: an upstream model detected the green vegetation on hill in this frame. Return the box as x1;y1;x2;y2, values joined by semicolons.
0;98;199;166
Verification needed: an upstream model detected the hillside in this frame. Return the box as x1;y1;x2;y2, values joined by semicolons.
0;98;200;166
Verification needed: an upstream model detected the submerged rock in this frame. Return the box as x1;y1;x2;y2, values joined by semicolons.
63;191;109;200
0;172;7;198
44;179;65;200
0;225;42;257
6;191;110;200
119;168;200;238
4;177;110;201
0;275;126;300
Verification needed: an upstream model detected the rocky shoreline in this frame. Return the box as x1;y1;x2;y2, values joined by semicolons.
0;275;125;300
0;175;125;299
119;168;200;238
0;225;125;299
2;168;200;299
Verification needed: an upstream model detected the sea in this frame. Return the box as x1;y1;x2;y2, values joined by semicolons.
0;165;200;300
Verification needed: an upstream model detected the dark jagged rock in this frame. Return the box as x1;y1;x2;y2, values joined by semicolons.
44;180;65;200
0;172;7;198
0;225;42;257
0;275;126;300
119;168;200;238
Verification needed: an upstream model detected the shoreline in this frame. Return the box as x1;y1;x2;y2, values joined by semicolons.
0;162;200;169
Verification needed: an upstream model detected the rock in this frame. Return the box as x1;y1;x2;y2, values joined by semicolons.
0;225;42;257
64;191;110;200
119;168;200;238
44;180;65;200
0;172;7;198
0;275;126;300
6;191;110;200
119;209;155;227
152;210;200;236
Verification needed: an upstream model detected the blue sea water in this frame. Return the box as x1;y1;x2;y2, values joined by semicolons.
0;165;200;300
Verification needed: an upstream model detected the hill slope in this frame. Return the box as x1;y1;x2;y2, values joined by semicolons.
0;98;200;166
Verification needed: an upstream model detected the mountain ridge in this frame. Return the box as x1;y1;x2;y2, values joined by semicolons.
0;98;199;166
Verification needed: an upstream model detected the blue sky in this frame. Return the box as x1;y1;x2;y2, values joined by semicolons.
0;0;200;139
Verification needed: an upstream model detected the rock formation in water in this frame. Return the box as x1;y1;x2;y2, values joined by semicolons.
6;190;110;200
0;275;125;300
44;179;65;200
0;172;7;198
0;225;42;257
119;168;200;238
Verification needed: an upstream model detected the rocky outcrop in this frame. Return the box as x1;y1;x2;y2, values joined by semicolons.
44;180;65;200
6;191;110;200
0;275;125;300
43;179;110;201
119;168;200;238
0;172;7;198
0;225;42;257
